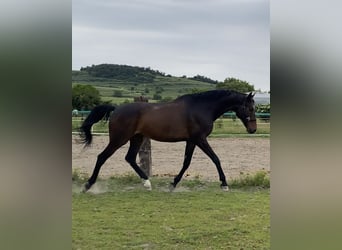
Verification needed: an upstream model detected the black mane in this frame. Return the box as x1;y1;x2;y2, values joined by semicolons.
176;89;245;103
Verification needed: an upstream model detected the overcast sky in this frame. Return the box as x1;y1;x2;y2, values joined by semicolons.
73;0;269;91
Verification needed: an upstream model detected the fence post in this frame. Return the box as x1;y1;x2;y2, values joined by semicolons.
134;96;152;177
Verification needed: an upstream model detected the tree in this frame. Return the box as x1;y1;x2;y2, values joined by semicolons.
216;77;254;93
153;93;162;100
189;75;218;84
72;84;101;110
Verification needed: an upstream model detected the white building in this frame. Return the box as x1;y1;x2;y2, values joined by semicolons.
254;92;270;105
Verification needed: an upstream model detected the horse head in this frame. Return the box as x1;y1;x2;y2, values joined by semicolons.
235;92;257;134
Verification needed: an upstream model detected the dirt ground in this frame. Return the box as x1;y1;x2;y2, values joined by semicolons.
72;135;270;181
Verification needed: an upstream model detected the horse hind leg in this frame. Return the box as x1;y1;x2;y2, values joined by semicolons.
125;134;151;190
83;140;124;192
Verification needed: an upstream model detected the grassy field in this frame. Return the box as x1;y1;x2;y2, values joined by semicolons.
72;175;270;249
72;70;215;104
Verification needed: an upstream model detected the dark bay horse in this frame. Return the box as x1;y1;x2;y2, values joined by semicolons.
79;90;256;192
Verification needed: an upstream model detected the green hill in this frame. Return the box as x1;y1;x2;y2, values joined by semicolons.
72;64;218;105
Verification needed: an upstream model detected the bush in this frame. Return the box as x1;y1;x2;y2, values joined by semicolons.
72;170;88;183
153;93;162;100
255;103;270;113
230;171;270;188
72;84;101;110
255;104;270;122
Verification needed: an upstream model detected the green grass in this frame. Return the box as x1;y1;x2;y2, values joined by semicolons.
212;118;270;135
72;175;270;249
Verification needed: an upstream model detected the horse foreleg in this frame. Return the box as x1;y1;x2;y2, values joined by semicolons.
196;138;229;191
171;141;196;190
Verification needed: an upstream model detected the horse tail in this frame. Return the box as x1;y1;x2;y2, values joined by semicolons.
79;104;116;146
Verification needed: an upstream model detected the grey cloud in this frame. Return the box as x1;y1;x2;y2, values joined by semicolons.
73;0;269;91
73;0;268;32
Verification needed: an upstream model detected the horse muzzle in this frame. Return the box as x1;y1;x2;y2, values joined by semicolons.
247;128;257;134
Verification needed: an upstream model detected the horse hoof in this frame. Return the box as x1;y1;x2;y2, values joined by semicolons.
169;183;176;192
143;179;152;191
221;185;229;191
81;182;90;193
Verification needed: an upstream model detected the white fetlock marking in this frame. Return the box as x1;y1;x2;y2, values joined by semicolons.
143;179;152;190
221;186;229;191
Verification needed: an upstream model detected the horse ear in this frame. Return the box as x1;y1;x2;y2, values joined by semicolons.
247;92;255;99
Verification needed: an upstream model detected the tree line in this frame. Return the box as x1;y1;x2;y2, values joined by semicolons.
80;64;223;85
80;64;165;83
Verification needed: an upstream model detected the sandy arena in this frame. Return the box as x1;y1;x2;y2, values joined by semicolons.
72;135;269;181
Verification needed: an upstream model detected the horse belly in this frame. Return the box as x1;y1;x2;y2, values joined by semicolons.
137;115;189;142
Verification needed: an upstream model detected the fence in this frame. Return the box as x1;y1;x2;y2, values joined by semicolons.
72;111;270;120
72;111;270;178
223;112;270;121
72;113;270;135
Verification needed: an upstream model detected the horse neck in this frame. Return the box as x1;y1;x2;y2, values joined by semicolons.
211;93;245;120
